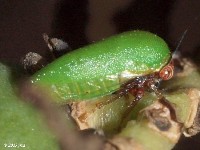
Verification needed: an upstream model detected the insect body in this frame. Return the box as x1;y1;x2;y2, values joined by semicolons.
31;30;173;102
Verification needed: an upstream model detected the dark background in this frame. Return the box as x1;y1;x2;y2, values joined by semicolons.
0;0;200;149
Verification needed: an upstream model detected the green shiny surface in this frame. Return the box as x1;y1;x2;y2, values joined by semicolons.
32;30;171;101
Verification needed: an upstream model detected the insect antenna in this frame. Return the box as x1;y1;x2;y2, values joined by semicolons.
172;15;200;59
172;28;188;60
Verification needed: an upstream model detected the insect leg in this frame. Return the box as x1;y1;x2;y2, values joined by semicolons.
147;77;163;99
95;93;124;109
95;77;144;109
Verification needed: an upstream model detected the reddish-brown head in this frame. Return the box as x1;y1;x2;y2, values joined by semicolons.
159;61;174;80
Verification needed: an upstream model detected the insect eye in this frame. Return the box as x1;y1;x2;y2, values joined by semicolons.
159;61;174;80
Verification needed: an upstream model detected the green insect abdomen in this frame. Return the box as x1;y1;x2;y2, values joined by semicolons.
31;30;171;101
51;78;120;100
